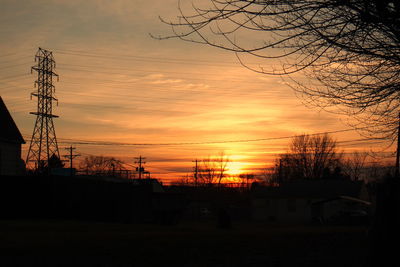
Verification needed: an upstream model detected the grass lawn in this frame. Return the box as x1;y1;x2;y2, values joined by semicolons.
0;219;369;267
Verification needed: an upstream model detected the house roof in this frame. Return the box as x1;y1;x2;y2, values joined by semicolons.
252;180;365;199
0;96;25;144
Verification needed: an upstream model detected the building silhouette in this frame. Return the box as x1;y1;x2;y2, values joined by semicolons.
0;96;25;175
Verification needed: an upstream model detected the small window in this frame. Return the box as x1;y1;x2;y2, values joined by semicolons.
287;199;296;212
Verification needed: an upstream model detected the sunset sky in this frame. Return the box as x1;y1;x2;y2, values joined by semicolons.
0;0;394;183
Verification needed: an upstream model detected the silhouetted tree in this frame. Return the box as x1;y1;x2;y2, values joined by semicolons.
48;154;65;169
364;160;396;182
79;155;126;176
159;3;400;264
173;174;194;186
158;0;400;139
274;133;342;181
342;151;368;181
31;154;65;175
198;153;230;186
181;153;230;186
259;166;279;186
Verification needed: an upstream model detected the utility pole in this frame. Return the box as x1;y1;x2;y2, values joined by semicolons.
26;48;60;171
135;156;146;179
63;146;80;176
193;159;199;186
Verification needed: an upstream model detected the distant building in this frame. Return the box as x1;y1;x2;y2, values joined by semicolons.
251;179;370;223
0;96;25;175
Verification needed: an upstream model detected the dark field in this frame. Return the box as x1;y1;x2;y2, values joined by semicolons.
0;220;369;267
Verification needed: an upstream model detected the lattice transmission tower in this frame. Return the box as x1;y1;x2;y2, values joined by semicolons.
26;48;60;170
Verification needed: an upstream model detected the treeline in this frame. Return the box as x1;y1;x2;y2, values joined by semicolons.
35;134;394;186
176;134;395;187
267;134;395;184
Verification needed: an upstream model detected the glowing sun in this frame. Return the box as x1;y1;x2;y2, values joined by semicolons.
226;161;247;176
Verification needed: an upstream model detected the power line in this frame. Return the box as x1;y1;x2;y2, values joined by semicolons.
58;63;235;77
57;66;277;86
337;137;388;144
54;48;274;68
57;80;285;102
0;55;32;64
0;52;19;58
0;73;31;82
0;62;31;70
20;127;386;147
56;63;275;84
54;49;243;67
0;50;32;58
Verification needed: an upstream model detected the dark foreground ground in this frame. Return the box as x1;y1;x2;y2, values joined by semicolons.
0;219;369;267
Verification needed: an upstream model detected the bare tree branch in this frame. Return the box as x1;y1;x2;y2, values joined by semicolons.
157;0;400;139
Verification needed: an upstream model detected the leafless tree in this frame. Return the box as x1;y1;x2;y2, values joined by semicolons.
342;151;368;181
172;174;194;186
260;166;278;186
79;155;126;176
274;133;342;181
157;0;400;140
182;153;230;186
198;153;230;186
197;157;218;185
363;160;396;182
215;153;230;185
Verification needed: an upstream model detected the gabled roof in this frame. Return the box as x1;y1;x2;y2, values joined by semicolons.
0;96;25;144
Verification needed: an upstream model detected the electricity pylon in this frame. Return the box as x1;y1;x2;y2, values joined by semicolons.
26;48;60;170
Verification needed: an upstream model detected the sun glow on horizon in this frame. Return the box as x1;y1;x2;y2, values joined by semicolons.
226;161;248;176
1;0;388;184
